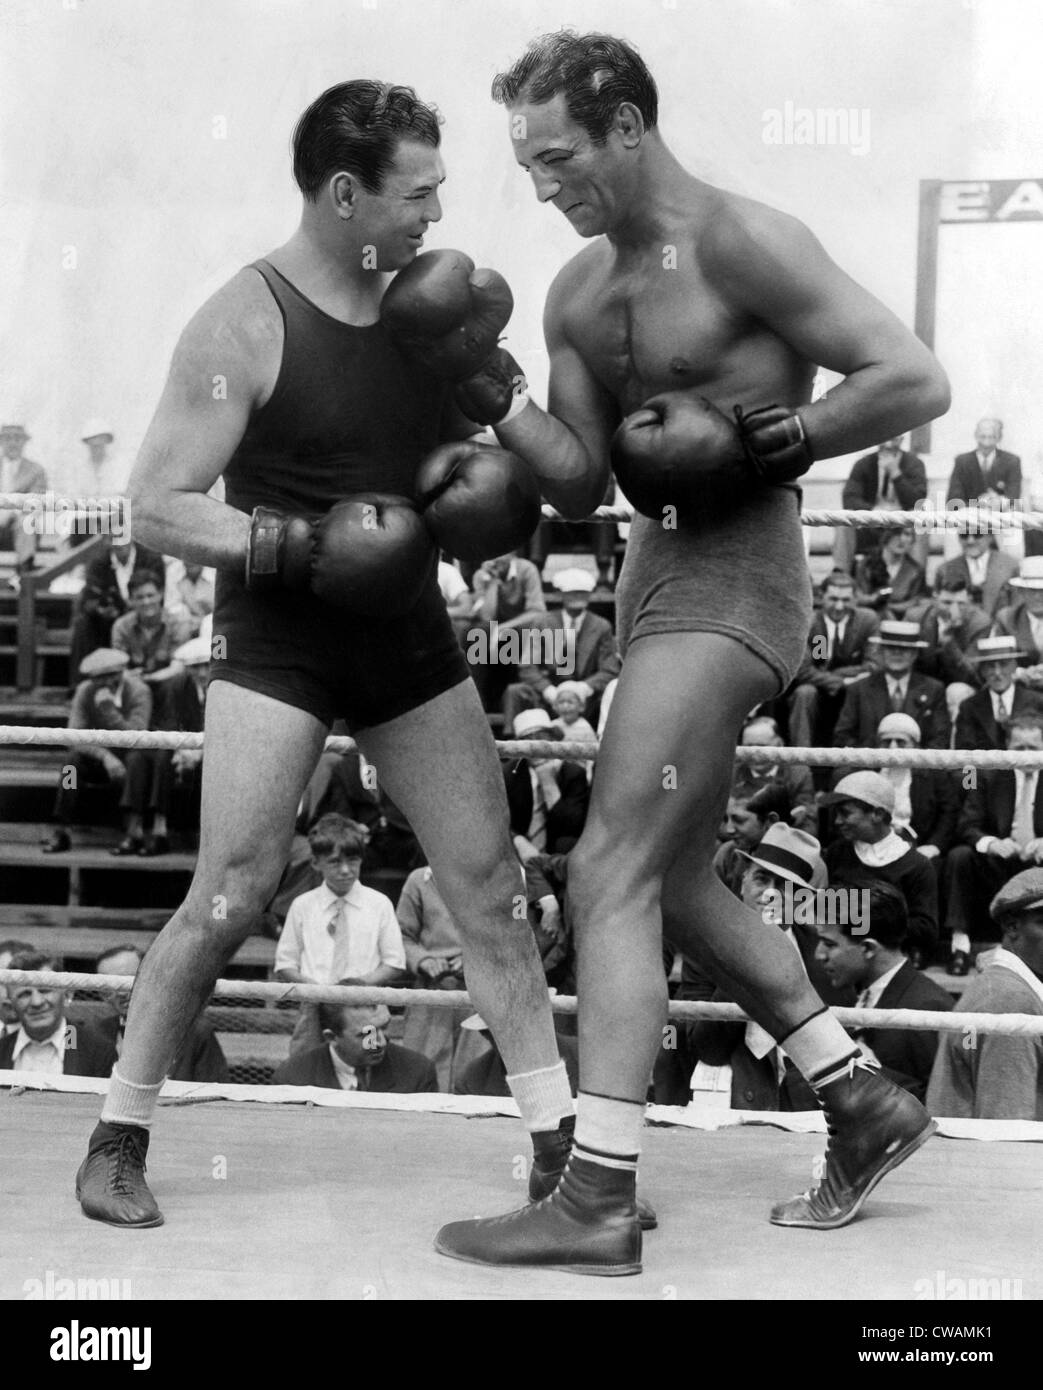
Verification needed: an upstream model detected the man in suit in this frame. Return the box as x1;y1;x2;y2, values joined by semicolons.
504;707;590;854
68;536;166;677
953;635;1043;751
834;621;948;750
944;711;1043;958
787;571;879;750
502;568;620;733
0;421;48;551
835;437;928;574
928;869;1043;1121
1;950;117;1078
994;557;1043;682
734;716;815;831
933;530;1019;619
93;945;227;1084
947;417;1021;508
870;713;958;861
915;577;991;690
272;989;438;1093
654;825;853;1110
814;884;953;1103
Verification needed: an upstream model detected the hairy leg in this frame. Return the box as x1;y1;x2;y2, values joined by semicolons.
115;682;327;1085
569;632;816;1102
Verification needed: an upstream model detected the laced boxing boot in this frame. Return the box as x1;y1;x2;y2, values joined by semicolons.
770;1055;936;1229
437;1151;642;1275
529;1115;658;1230
76;1121;164;1228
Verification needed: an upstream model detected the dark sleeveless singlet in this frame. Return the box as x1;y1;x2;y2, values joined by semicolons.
210;260;468;730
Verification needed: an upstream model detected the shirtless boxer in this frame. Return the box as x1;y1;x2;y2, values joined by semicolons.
75;81;572;1226
433;32;951;1274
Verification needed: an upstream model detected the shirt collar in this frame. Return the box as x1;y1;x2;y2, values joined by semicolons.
317;880;361;914
854;831;910;867
12;1020;67;1062
327;1043;359;1089
110;545;136;572
861;958;906;1008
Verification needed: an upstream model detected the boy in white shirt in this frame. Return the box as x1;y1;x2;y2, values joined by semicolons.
275;814;406;1054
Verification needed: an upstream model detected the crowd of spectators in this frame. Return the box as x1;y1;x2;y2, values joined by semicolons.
2;419;1042;1119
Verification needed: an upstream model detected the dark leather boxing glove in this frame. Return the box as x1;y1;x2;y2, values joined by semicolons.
610;392;752;520
734;403;814;484
415;440;542;563
454;346;529;426
380;250;513;381
245;495;435;616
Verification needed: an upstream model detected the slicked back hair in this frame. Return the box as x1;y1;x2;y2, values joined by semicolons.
292;80;442;199
492;30;658;144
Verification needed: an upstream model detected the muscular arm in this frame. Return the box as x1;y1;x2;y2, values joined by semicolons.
708;204;951;457
126;270;280;568
492;261;615;520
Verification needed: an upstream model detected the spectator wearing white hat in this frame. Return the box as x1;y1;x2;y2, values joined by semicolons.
993;556;1043;687
502;567;620;735
44;648;156;855
833;620;949;750
822;771;939;965
79;418;129;497
871;713;958;860
505;707;590;855
953;634;1043;751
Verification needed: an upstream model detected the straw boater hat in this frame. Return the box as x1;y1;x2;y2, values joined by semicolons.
552;568;596;594
969;635;1027;664
869;620;928;650
1009;557;1043;589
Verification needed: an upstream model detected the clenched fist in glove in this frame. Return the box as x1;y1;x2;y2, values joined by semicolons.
245;495;435;617
610;391;813;522
415;440;542;563
381;249;530;426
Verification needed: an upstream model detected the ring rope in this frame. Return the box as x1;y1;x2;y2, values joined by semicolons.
1;490;1039;532
1;970;1040;1037
3;723;1043;771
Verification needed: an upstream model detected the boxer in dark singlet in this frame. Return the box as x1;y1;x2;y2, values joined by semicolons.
75;81;571;1228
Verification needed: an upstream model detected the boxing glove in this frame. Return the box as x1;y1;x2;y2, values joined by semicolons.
415;440;542;563
610;392;751;520
611;392;814;521
382;249;529;426
245;495;435;616
381;249;513;381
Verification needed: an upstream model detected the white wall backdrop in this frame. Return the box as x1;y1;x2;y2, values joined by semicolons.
1;0;1039;494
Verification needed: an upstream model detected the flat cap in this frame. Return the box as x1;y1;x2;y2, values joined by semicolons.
989;869;1043;922
79;647;129;678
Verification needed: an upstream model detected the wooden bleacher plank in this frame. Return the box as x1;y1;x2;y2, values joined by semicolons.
0;842;197;871
2;922;275;968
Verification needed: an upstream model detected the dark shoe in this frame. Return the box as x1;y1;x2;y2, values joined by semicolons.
770;1057;936;1230
110;836;144;857
948;949;971;977
138;834;170;858
42;829;71;854
75;1121;164;1228
529;1116;658;1230
436;1153;641;1276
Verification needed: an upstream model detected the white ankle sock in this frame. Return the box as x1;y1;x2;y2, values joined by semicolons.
101;1069;164;1129
951;932;971;955
573;1091;644;1169
780;1008;859;1086
505;1059;574;1134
